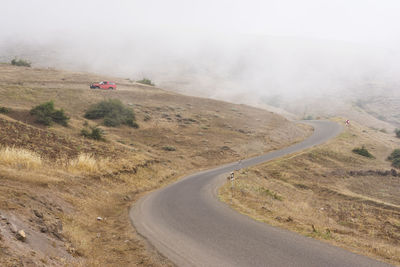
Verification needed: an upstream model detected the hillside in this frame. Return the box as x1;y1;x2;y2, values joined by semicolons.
0;64;310;266
220;119;400;265
258;88;400;132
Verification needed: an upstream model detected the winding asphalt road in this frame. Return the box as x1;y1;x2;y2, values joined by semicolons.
130;121;391;267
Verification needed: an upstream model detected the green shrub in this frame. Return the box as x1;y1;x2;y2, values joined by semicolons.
259;187;283;201
162;146;176;151
352;146;374;158
388;149;400;161
303;115;313;120
377;115;386;121
392;158;400;168
84;99;138;128
11;58;31;67
125;118;139;128
51;109;69;125
81;127;104;141
30;101;69;126
388;149;400;168
395;129;400;138
136;78;155;86
143;114;151;121
0;106;10;114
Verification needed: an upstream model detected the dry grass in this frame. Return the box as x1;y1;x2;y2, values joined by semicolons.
68;153;103;174
0;146;42;169
219;119;400;265
0;146;109;176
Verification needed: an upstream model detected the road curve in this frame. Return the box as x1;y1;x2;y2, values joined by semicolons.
130;121;391;267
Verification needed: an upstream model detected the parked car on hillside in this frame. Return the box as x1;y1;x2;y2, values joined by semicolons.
90;81;116;90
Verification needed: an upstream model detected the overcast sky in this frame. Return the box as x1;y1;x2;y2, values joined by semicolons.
2;0;400;104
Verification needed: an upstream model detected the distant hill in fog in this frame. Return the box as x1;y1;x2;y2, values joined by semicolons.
2;34;399;128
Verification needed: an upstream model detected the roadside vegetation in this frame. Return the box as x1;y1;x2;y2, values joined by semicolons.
11;58;31;67
84;99;139;128
30;101;69;126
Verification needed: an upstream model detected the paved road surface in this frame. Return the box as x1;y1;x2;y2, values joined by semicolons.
130;121;391;267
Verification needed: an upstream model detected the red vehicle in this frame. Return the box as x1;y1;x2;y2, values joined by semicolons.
90;81;116;90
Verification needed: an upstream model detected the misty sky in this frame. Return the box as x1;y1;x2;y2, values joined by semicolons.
2;0;400;104
0;0;400;43
2;0;400;44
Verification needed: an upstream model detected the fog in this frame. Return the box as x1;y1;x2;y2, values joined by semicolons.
2;0;400;110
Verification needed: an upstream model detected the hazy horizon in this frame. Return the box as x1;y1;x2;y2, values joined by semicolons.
2;0;400;106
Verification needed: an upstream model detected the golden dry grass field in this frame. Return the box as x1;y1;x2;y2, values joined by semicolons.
0;64;310;266
219;118;400;266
